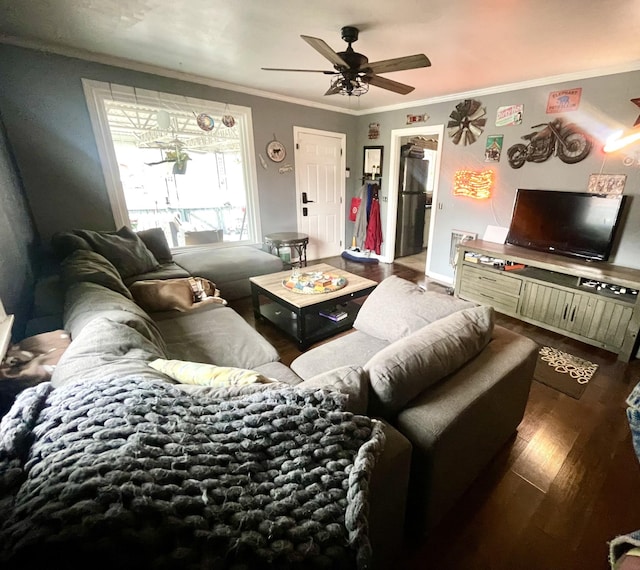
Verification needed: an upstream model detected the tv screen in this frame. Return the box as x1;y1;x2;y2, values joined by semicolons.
506;189;625;261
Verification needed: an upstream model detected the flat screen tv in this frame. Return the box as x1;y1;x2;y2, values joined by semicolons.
506;189;626;261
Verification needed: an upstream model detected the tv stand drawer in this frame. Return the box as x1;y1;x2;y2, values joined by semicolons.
459;265;522;313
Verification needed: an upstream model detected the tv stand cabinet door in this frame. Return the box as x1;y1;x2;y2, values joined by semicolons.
520;281;633;351
579;297;633;349
520;282;574;329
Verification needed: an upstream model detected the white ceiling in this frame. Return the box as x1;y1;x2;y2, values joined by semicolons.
2;0;640;113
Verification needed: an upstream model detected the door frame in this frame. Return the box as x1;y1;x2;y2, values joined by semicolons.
293;126;347;259
382;124;445;280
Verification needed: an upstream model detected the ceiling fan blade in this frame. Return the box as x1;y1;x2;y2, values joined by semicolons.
366;54;431;74
301;35;350;68
324;82;343;96
366;74;415;95
261;67;336;74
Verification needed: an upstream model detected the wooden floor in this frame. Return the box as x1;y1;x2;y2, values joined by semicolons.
230;255;640;570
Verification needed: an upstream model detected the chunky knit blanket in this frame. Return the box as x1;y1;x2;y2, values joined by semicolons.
0;377;384;569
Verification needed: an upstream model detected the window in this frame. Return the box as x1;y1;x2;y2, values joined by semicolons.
82;80;261;247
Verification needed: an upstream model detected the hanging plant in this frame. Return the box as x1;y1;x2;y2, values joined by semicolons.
165;149;190;174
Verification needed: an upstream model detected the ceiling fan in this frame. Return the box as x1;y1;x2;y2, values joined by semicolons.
262;26;431;96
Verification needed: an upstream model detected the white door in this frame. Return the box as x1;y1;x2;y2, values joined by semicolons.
294;127;346;261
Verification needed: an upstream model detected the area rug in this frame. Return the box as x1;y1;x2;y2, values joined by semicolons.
534;346;599;399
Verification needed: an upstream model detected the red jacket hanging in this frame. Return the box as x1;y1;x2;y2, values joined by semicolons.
364;198;383;255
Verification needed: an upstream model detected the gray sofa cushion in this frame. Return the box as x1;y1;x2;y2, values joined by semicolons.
354;275;476;342
73;226;160;278
51;231;92;260
302;365;369;415
172;245;283;300
254;361;303;385
63;282;166;352
365;305;495;417
136;227;173;263
61;250;133;299
51;317;169;388
154;303;280;370
290;330;389;379
123;262;191;287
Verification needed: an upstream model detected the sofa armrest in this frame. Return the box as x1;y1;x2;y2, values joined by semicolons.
396;325;538;534
369;420;412;570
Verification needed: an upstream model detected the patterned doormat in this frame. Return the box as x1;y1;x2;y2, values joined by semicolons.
534;346;599;399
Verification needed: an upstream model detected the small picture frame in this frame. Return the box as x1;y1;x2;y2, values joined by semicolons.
485;135;504;162
587;173;626;195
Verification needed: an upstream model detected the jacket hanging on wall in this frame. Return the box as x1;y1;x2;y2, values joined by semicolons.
352;184;368;250
364;187;383;255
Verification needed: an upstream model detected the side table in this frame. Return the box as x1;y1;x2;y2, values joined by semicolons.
264;232;309;268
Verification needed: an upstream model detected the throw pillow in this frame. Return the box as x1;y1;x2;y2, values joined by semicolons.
365;305;495;417
354;275;476;343
73;226;159;278
136;228;173;263
51;318;168;388
149;358;273;386
50;231;92;260
61;250;133;299
303;365;369;415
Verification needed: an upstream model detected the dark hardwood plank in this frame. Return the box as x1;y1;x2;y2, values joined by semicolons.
231;256;640;569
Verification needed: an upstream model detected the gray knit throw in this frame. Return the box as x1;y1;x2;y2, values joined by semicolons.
0;377;385;569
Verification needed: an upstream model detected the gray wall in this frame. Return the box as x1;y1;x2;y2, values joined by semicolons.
0;113;38;339
1;43;639;288
0;44;358;244
356;71;640;278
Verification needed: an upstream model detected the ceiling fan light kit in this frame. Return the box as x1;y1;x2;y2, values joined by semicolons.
262;26;431;97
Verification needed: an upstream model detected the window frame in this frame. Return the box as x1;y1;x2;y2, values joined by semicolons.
82;79;262;246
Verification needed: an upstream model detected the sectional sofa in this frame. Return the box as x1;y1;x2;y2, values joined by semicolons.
0;227;539;568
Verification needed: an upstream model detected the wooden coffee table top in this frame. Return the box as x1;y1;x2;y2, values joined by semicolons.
250;263;378;309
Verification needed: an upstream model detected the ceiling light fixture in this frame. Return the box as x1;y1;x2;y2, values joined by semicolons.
603;129;640;153
328;75;369;97
603;97;640;153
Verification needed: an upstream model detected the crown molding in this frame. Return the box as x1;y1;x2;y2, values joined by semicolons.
3;34;640;118
357;61;640;116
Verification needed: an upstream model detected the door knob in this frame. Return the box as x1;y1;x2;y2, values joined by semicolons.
302;192;315;204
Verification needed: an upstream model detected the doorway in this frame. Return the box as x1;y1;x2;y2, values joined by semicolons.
383;124;444;277
293;127;346;261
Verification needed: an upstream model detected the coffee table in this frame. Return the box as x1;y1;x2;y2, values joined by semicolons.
250;263;378;349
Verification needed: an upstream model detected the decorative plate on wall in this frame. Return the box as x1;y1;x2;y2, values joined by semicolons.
196;113;215;131
266;139;286;162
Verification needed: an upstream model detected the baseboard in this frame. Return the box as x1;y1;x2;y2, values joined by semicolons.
426;271;454;286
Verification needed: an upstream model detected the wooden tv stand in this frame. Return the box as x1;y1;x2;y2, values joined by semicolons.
454;240;640;361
